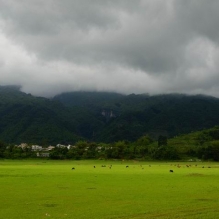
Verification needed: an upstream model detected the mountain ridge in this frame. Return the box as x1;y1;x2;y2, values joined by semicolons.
1;85;219;144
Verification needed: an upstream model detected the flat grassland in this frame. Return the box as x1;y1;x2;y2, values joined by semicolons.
0;160;219;219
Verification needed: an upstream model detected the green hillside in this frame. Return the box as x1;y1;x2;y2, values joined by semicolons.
154;126;219;161
1;86;219;145
54;92;219;142
0;86;82;144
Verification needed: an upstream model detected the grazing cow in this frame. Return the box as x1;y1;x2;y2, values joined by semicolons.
169;170;174;173
72;167;75;170
126;165;129;168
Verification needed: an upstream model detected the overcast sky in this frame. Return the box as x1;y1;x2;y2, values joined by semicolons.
0;0;219;97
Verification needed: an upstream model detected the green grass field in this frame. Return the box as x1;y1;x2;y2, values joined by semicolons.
0;160;219;219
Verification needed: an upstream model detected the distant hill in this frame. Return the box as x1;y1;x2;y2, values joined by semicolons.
54;92;219;142
1;86;219;144
0;86;82;145
53;91;124;108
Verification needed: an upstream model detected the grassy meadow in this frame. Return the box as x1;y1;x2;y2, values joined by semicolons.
0;159;219;219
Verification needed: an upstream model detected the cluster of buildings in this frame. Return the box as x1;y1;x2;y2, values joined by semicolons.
16;143;74;157
14;143;104;158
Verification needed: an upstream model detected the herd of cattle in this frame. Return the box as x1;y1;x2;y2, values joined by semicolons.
71;164;211;172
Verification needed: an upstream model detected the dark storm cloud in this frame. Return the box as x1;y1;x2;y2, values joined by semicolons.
0;0;219;97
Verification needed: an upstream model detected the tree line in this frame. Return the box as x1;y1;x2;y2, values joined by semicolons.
1;127;219;161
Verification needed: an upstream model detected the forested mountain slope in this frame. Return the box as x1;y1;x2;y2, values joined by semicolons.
1;86;219;144
0;86;83;144
54;92;219;142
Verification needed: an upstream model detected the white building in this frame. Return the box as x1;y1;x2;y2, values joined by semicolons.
32;145;43;151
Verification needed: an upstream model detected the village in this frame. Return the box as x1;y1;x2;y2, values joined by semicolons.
14;143;75;157
10;142;105;158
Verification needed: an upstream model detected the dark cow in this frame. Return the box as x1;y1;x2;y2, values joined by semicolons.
72;167;75;170
126;165;129;168
169;170;174;173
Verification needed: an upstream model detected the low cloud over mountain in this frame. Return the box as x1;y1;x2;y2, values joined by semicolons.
0;0;219;97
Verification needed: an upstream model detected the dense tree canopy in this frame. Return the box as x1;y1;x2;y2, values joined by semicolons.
1;86;219;145
1;126;219;161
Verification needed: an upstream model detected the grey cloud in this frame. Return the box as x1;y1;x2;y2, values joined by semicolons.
0;0;219;97
176;0;219;42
